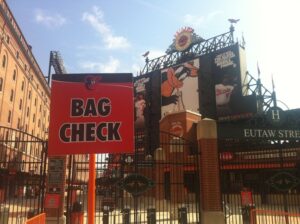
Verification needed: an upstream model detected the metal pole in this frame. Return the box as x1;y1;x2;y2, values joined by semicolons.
257;78;264;114
279;143;289;224
88;154;96;224
66;155;73;224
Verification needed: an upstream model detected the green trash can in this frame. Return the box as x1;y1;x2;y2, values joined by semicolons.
0;204;9;224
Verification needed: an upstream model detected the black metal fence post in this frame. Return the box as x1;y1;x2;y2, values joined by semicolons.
147;208;156;224
241;204;255;224
102;206;109;224
178;206;188;224
122;208;130;224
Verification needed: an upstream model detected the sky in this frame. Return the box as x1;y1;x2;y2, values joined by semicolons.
6;0;300;109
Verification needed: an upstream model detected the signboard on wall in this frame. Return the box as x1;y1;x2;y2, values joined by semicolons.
45;194;61;209
48;73;134;155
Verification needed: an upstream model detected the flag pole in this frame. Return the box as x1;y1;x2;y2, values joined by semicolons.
257;62;263;113
88;154;95;224
271;74;277;107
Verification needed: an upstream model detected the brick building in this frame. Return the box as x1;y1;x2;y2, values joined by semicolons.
0;0;50;208
0;0;50;137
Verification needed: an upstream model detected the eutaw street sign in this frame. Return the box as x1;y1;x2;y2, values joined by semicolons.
218;125;300;140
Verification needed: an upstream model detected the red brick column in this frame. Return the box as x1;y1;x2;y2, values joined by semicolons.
197;119;224;224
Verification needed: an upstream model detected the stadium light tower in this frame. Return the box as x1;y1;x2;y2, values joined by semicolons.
47;51;67;85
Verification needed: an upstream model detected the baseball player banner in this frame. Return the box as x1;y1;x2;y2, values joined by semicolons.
133;71;161;154
48;73;134;155
212;43;256;119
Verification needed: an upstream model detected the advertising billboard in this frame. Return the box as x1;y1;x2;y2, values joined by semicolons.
48;73;134;155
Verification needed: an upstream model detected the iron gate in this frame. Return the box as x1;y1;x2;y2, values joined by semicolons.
65;131;201;224
219;139;300;224
0;126;47;224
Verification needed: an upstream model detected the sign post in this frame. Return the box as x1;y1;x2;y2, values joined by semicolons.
88;154;95;224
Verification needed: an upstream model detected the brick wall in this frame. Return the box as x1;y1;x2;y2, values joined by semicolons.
197;119;222;211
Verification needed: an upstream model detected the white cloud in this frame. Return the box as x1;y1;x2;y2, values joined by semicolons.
207;10;223;21
184;10;222;29
255;0;300;109
79;57;120;73
184;14;204;28
147;49;165;60
82;6;130;50
131;64;142;76
134;0;173;17
129;49;165;76
77;45;103;51
35;9;66;28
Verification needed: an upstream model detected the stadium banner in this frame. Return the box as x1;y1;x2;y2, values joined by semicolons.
212;43;257;119
48;73;134;155
134;71;161;154
161;58;200;118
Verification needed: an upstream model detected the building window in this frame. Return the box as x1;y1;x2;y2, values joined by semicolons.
15;137;19;149
34;98;37;106
6;35;10;44
39;104;42;112
13;69;16;80
27;107;29;117
2;55;6;68
0;78;3;91
33;113;35;122
19;99;22;110
25;124;28;132
21;81;25;91
16;51;19;59
5;131;9;141
38;119;40;128
17;118;20;129
28;90;31;99
10;89;14;102
7;110;11;123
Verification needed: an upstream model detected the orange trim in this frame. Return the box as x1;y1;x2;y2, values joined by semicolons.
88;154;95;224
25;213;46;224
164;166;196;172
183;165;196;171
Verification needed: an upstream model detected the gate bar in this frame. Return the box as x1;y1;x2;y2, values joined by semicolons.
88;154;96;224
